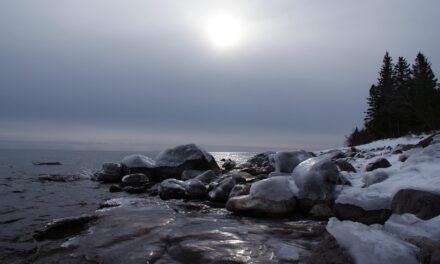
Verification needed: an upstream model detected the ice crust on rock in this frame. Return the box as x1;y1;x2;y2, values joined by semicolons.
327;218;418;264
270;151;312;173
384;214;440;243
249;176;298;202
292;156;342;200
155;144;214;167
121;154;156;168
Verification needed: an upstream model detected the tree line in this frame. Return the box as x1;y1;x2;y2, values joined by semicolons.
346;52;440;146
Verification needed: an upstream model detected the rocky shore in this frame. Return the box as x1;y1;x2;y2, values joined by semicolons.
31;134;440;263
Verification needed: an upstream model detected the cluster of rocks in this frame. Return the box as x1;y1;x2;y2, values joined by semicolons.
93;135;440;227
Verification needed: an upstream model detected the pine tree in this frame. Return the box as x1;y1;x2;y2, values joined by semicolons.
391;56;412;135
364;52;394;138
410;52;439;132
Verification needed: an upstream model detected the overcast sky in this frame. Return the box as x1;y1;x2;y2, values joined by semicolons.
1;0;439;151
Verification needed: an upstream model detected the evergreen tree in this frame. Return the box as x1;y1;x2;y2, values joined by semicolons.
391;56;412;135
364;52;394;138
410;52;439;132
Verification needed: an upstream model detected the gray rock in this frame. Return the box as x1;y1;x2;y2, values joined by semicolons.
334;203;391;225
123;186;146;194
184;179;208;200
181;169;207;180
307;233;354;264
406;236;440;264
95;171;123;183
109;185;122;192
154;144;220;181
365;158;391;171
334;159;356;172
158;179;187;200
246;151;275;167
194;170;217;184
208;176;237;202
309;204;334;220
121;173;150;187
34;214;99;241
391;189;440;220
222;159;236;170
102;162;122;174
228;184;251;199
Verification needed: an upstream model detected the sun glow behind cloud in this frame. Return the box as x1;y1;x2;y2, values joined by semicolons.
205;14;245;50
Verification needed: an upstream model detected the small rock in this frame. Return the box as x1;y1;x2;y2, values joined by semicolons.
228;184;251;199
159;179;187;200
184;179;208;200
334;159;356;172
306;233;354;264
123;186;146;194
34;214;99;241
109;185;122;192
222;159;236;170
365;158;391;172
334;203;391;225
399;155;408;162
194;170;217;184
121;173;150;187
309;204;334;220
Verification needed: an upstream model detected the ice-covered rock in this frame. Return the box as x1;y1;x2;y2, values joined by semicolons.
226;176;298;217
121;155;156;168
121;154;156;178
292;157;343;200
384;214;440;243
327;218;418;264
228;184;251;199
94;162;124;182
362;171;389;188
154;144;219;180
270;151;312;173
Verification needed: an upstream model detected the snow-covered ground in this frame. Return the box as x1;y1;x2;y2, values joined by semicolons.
325;133;440;263
334;134;440;210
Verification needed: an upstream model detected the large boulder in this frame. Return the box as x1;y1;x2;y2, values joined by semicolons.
121;155;156;178
365;158;391;172
225;176;298;217
270;150;313;173
292;157;344;201
154;144;219;181
391;189;440;220
95;162;124;182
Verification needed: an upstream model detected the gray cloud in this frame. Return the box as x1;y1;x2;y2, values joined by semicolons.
1;0;439;151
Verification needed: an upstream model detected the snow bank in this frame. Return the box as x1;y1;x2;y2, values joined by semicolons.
336;134;440;210
327;218;418;264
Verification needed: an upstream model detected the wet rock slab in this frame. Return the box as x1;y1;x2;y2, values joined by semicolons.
30;198;326;264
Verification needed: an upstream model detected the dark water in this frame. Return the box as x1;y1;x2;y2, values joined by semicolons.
0;149;324;263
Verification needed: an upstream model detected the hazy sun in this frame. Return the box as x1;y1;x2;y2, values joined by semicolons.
206;14;243;50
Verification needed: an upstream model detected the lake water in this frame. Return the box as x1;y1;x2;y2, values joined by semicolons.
0;149;324;263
